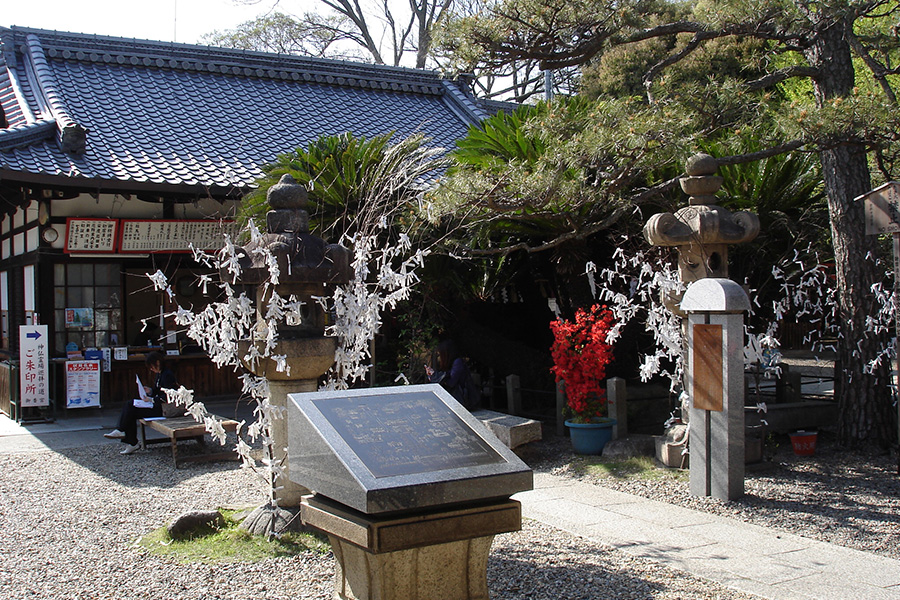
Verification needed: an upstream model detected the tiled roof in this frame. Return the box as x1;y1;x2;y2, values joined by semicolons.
0;26;487;197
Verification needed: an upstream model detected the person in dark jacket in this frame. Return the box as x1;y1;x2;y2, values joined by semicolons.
103;352;177;454
425;340;480;410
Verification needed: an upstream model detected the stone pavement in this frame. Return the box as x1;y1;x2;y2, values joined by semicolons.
0;400;251;454
513;472;900;600
0;408;121;453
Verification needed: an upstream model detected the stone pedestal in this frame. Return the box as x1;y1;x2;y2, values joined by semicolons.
682;278;748;500
232;174;351;508
268;380;315;506
240;336;339;507
302;494;521;600
607;377;627;439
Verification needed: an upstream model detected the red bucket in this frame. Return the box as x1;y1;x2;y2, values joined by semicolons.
789;431;817;456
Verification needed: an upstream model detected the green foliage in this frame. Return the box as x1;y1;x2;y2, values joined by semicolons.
137;511;329;564
451;104;547;169
578;455;689;481
241;132;446;242
433;97;665;245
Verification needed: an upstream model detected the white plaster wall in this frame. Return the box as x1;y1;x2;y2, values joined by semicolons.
23;265;34;312
25;200;38;225
50;194;239;219
26;227;39;253
1;272;8;311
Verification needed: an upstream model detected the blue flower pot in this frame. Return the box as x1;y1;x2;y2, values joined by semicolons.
565;418;617;455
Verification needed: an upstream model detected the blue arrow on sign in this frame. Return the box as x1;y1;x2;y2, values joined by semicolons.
26;331;41;340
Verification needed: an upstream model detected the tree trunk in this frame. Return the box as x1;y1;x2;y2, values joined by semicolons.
806;17;894;448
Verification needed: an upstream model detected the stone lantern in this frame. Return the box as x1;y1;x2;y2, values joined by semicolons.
643;153;760;302
232;174;351;508
643;153;759;489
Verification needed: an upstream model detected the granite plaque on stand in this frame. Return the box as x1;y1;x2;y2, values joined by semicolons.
287;384;533;515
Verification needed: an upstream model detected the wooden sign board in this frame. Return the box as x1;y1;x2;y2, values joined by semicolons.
64;218;118;253
860;181;900;235
119;220;239;253
693;323;724;412
19;325;49;408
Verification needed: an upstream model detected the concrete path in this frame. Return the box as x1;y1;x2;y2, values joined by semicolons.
0;399;250;454
514;472;900;600
0;408;121;453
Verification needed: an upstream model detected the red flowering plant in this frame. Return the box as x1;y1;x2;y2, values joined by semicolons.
549;304;616;423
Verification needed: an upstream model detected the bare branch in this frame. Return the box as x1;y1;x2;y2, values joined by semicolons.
847;30;898;104
716;140;808;166
745;66;820;90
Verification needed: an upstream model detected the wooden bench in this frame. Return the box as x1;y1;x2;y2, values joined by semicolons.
139;415;240;468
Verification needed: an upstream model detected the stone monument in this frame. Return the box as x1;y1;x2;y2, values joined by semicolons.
233;174;351;508
288;384;533;600
681;278;749;500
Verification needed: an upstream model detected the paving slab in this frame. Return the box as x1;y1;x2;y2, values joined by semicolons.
514;472;900;600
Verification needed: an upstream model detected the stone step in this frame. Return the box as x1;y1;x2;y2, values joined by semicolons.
472;409;542;449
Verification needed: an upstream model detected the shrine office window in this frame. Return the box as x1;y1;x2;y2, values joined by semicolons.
53;263;122;354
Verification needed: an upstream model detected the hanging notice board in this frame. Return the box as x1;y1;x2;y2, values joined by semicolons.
118;220;239;253
64;219;118;253
65;360;101;408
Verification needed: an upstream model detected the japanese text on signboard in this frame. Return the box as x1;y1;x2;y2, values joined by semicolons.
65;219;117;253
119;220;239;253
19;325;49;408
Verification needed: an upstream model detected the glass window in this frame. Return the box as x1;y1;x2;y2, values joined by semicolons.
53;263;123;354
78;264;93;285
67;287;83;307
94;264;113;286
67;264;82;286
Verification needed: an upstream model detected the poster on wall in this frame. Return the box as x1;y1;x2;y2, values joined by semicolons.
19;325;49;408
65;360;101;408
65;308;94;328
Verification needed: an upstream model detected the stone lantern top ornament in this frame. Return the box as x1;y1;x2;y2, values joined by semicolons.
644;153;760;285
234;173;352;286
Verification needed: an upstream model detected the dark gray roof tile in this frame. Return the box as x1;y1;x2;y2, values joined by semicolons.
0;26;485;193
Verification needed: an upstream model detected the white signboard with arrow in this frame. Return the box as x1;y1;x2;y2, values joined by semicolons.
19;325;49;408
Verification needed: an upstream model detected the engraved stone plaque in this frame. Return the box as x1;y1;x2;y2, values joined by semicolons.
315;392;504;478
288;384;533;514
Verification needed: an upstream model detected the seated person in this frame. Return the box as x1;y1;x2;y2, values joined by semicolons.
104;352;177;454
425;340;481;410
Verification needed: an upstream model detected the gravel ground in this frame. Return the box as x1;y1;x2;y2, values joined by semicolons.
0;440;759;600
522;429;900;561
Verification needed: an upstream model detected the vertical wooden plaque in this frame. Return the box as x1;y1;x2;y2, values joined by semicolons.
693;324;723;412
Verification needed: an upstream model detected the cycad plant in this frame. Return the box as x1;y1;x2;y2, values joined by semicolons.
241;132;447;243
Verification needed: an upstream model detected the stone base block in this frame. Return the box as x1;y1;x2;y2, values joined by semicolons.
472;410;542;449
655;436;688;468
302;495;521;600
330;534;494;600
